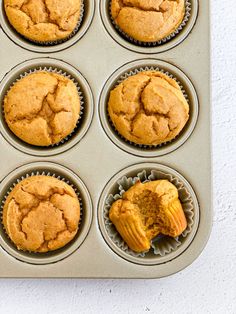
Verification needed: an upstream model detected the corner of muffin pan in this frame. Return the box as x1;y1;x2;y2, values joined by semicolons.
98;163;200;266
99;58;199;158
0;162;93;265
0;58;94;157
0;0;95;53
100;0;199;54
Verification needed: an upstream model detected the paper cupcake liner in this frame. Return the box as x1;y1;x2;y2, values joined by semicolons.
107;66;190;150
109;0;191;47
22;1;85;46
104;169;195;258
0;170;83;254
3;66;85;148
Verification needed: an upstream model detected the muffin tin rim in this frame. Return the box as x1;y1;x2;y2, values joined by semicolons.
0;57;94;157
98;58;199;158
99;0;199;54
0;0;96;53
98;162;200;266
0;161;93;265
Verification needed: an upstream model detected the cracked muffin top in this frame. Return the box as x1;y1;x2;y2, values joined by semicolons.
4;71;81;146
111;0;185;42
4;0;82;42
108;71;189;146
2;175;81;252
109;180;187;253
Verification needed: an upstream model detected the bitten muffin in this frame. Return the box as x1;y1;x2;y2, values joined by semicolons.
108;71;189;146
111;0;185;43
2;176;81;252
109;180;187;253
4;71;81;146
4;0;82;42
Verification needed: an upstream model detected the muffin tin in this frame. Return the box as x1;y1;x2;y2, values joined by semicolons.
0;0;211;278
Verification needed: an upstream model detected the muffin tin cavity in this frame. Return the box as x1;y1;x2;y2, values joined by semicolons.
99;59;199;158
0;162;93;265
100;0;198;54
0;0;95;53
0;58;94;157
98;163;199;266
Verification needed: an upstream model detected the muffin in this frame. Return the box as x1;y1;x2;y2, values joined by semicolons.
109;180;187;253
2;175;81;252
4;0;82;43
4;71;81;146
108;71;189;146
111;0;185;43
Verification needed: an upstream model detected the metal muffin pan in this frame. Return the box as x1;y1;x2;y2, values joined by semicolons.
0;0;211;278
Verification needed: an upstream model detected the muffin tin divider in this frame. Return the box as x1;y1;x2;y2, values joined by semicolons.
0;0;211;278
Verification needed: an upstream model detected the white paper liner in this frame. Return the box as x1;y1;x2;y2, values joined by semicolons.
22;1;85;46
0;171;83;254
107;66;190;150
109;0;191;47
104;169;195;258
3;66;85;148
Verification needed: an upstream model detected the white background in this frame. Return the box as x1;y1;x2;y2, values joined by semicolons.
0;1;236;313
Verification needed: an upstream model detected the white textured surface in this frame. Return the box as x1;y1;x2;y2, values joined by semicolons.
0;1;236;313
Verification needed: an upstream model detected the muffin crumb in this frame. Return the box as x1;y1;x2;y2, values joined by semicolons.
109;180;187;253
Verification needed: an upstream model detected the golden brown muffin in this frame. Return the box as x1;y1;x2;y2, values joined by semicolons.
109;180;187;253
111;0;185;42
4;0;82;42
2;176;81;252
4;71;81;146
108;71;189;146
